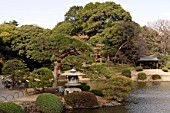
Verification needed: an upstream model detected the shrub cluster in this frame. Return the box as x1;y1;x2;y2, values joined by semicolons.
36;93;63;113
0;102;24;113
162;67;168;72
121;69;131;78
137;72;147;80
102;75;132;101
135;66;143;71
152;74;161;80
90;89;104;97
64;91;99;108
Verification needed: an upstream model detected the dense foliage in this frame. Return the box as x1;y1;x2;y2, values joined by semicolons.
1;2;167;73
36;93;63;113
102;75;132;101
53;2;144;64
28;67;53;91
1;1;170;91
0;102;25;113
84;64;133;79
2;59;28;88
64;91;99;108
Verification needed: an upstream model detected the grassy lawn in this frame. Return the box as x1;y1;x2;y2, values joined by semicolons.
84;63;134;79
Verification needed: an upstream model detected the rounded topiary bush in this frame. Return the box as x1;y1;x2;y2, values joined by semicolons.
0;102;25;113
162;67;168;72
152;74;161;80
90;89;104;97
36;93;63;113
135;66;143;71
121;69;131;78
64;91;99;109
137;72;147;80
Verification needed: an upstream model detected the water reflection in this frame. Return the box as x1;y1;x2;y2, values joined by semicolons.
63;81;170;113
126;82;170;113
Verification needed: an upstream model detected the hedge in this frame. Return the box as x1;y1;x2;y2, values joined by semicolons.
0;102;24;113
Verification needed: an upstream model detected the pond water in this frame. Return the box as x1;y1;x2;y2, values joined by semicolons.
63;81;170;113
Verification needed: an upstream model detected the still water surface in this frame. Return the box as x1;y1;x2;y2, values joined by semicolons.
64;81;170;113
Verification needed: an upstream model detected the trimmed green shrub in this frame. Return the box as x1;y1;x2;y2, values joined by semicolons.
137;72;147;80
28;67;54;92
152;74;161;80
162;67;168;72
0;102;24;113
64;91;99;108
80;82;90;91
135;66;143;71
90;89;104;97
2;59;28;88
36;93;63;113
121;69;131;78
102;75;132;101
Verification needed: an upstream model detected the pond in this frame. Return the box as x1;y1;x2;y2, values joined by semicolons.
63;81;170;113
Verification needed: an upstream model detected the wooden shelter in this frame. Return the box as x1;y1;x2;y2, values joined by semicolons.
138;57;159;69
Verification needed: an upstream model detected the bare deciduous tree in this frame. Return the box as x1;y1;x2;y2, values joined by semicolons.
148;19;170;55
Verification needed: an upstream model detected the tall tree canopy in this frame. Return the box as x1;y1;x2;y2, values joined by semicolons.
137;26;160;56
53;1;137;64
12;25;51;56
53;2;132;37
2;59;28;88
148;20;170;55
102;21;141;63
25;34;94;86
11;25;52;70
0;24;19;59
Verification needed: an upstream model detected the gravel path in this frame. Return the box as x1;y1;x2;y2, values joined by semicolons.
131;69;170;81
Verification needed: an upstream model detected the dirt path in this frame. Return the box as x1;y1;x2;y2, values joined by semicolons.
131;69;170;81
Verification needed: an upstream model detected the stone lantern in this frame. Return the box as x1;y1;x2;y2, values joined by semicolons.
60;69;86;94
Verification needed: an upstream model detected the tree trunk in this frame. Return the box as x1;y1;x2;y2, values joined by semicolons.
12;75;15;89
53;61;61;87
113;41;127;64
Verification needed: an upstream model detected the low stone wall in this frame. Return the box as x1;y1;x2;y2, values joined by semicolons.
0;90;25;102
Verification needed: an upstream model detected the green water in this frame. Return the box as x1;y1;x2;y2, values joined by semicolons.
63;106;128;113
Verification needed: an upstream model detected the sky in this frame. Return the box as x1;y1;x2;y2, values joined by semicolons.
1;0;170;29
